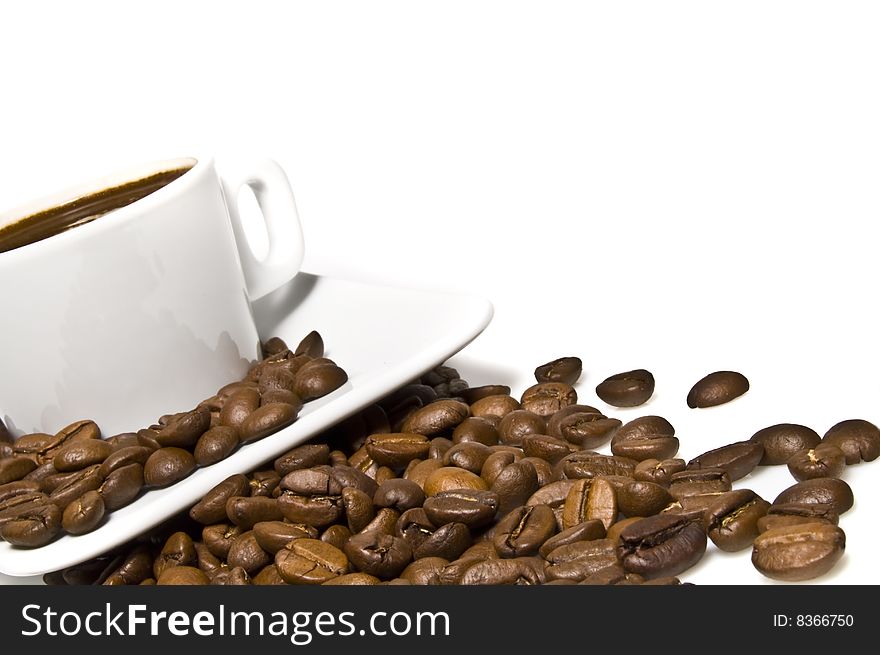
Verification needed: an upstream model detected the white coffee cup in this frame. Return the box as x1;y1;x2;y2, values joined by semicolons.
0;156;304;436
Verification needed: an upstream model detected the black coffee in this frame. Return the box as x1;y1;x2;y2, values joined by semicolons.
0;165;192;254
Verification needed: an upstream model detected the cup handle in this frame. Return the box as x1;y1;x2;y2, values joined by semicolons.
218;159;304;301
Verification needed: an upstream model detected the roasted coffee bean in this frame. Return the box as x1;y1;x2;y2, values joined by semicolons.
497;410;546;446
99;463;144;510
49;464;103;511
773;478;854;515
428;437;453;460
559;451;637;480
521;457;555;487
153;532;197;578
102;546;153;585
520;383;577;417
52;440;112;472
293;360;348;400
189;475;250;525
757;503;839;533
423;467;488;496
544;539;620;582
227;531;271;575
143;448;195;487
705;489;770;552
136;429;161;451
252;521;316;553
396;508;436;552
611;416;678;461
258;367;297;395
321;524;354;550
12;432;55;460
457;385;511;405
262;336;289;357
617;481;673;518
413;522;471;560
365;433;430;468
461;558;544;585
752;523;845;581
373;479;425;512
423;489;499;529
213;567;251;585
23;462;58;487
618;514;707;579
539;520;606;558
480;451;521;487
252;564;287;585
491;461;539;515
294;331;324;357
470;394;521;419
193;426;239;467
556;413;621;449
596;370;654;408
451;417;499;446
249;470;281;497
442;441;491;473
787;444;846;481
0;457;38;484
403;459;444;489
219;388;261;429
239;403;299;443
0;491;49;526
339;487;374;533
494;505;557;557
193;541;223;576
0;480;41;503
577;563;631;586
99;446;152;478
535;357;582;385
687;441;764;481
687;371;749;408
156;407;211;448
520;435;576;464
344;531;412;579
633;458;687;486
399;400;470;436
527;479;577;510
275;538;349;584
226;496;283;530
750;423;821;466
664;492;731;525
157;566;209;585
822;419;880;464
0;502;61;546
400;557;448;585
545;405;601;436
563;478;617;530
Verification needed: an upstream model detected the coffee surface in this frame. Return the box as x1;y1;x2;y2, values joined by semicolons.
0;165;191;254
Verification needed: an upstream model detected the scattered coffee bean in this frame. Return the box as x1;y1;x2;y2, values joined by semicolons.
750;423;821;466
618;514;707;579
687;371;749;408
144;448;196;488
821;419;880;464
596;369;654;408
611;416;678;461
687;441;763;481
705;489;769;552
787;444;846;481
534;357;582;385
520;383;578;417
752;523;845;581
773;478;854;515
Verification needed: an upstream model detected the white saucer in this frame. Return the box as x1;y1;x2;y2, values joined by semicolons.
0;272;493;578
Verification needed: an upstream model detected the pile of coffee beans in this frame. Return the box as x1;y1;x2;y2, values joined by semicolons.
0;332;347;548
41;359;877;584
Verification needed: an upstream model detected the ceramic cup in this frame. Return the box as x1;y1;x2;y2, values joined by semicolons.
0;156;304;436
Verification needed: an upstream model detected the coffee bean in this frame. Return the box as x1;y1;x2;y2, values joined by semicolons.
423;489;499;529
395;508;436;552
252;521;315;553
496;410;546;446
752;523;845;581
617;481;672;517
344;531;412;579
261;336;289;357
293;360;348;400
0;502;61;546
520;435;576;464
535;357;582;385
611;416;678;461
99;463;144;510
143;448;195;487
451;417;499;446
633;458;686;486
526;479;577;510
493;505;557;557
52;440;113;472
0;480;40;504
491;461;539;515
538;520;606;558
239;402;299;443
413;522;471;560
226;496;283;530
219;389;261;429
687;441;764;481
252;564;287;585
403;459;444;490
596;370;654;408
618;514;707;579
274;444;331;476
365;433;431;468
458;385;512;405
399;400;470;436
258;367;297;396
520;383;578;417
227;531;271;575
544;539;620;582
480;451;521;487
757;503;839;533
400;557;448;585
157;566;209;585
99;446;152;478
373;479;425;512
470;394;521;419
773;478;854;515
49;464;103;511
559;451;637;480
556;413;621;449
687;371;749;408
294;330;324;358
423;467;489;496
153;532;197;578
193;426;239;466
669;469;731;500
576;563;632;586
787;444;846;481
750;423;821;466
321;524;354;550
156;407;211;448
822;419;880;464
187;474;250;525
275;538;349;584
0;457;38;484
705;489;770;552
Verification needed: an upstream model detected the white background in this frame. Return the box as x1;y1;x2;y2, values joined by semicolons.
1;1;879;584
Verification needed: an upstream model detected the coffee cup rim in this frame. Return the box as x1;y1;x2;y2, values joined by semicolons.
0;156;203;259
